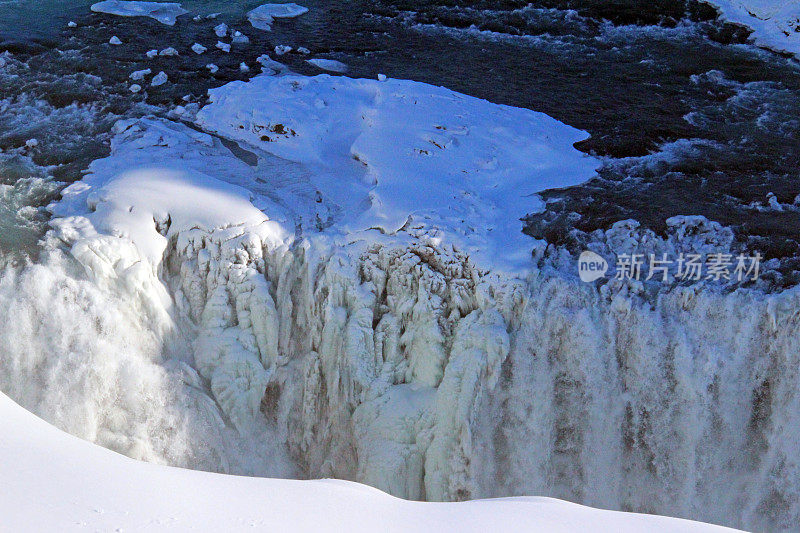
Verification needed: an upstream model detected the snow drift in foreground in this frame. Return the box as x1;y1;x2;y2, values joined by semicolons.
0;393;732;533
703;0;800;56
3;72;792;531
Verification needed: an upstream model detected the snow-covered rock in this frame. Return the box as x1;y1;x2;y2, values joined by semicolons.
91;0;188;26
196;74;597;273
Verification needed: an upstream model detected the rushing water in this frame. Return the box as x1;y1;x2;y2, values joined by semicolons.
1;1;800;530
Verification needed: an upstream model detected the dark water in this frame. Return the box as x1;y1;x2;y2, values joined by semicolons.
1;0;799;282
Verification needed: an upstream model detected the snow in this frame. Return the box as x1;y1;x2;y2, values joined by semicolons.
703;0;800;56
0;390;733;532
196;74;598;273
91;0;188;26
306;58;349;72
248;3;309;31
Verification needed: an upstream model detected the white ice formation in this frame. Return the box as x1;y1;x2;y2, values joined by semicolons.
15;70;796;532
91;1;188;26
703;0;800;56
306;58;348;72
247;3;309;31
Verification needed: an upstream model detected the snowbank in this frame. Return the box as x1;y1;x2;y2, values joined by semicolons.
703;0;800;56
0;391;735;532
248;3;309;31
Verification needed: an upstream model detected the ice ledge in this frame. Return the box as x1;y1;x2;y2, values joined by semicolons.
702;0;800;56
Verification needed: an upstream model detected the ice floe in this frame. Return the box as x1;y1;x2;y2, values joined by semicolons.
150;71;168;86
91;1;188;26
247;3;309;31
305;58;348;72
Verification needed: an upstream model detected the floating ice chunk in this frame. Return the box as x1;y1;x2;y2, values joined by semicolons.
274;45;292;55
68;21;77;28
129;68;151;81
239;62;250;72
767;192;783;211
214;23;228;37
145;49;158;58
305;58;348;73
150;71;168;86
91;1;188;26
377;73;387;82
24;139;38;148
109;36;122;45
247;3;308;31
297;46;310;54
206;63;219;74
231;30;250;44
255;54;288;75
160;47;178;56
191;43;207;55
216;41;231;53
129;84;142;93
